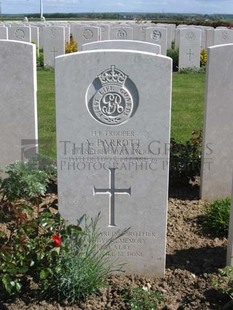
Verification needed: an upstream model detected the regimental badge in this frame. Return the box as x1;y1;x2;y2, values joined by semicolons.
86;65;139;126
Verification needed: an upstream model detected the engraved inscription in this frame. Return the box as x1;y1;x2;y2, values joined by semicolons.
15;29;25;39
93;168;131;227
185;31;196;41
86;65;139;126
82;29;94;40
151;30;161;41
98;230;158;258
50;47;59;66
116;29;127;38
186;49;194;61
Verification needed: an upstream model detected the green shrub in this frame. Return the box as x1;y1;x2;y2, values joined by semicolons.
0;161;49;202
167;48;179;72
214;266;233;298
169;130;202;186
213;266;233;309
0;197;82;297
37;48;44;67
28;154;57;180
0;159;60;296
203;198;231;237
65;34;78;53
200;49;207;67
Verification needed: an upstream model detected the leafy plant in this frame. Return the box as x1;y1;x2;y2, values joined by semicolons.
53;214;129;303
0;159;61;296
37;48;44;67
200;49;207;67
167;47;179;72
123;283;162;310
0;198;81;296
65;34;78;53
28;154;57;180
169;130;202;186
213;267;233;299
203;198;231;237
0;161;49;202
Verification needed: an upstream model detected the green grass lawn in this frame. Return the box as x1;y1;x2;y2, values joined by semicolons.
171;72;206;142
37;69;206;158
37;68;56;158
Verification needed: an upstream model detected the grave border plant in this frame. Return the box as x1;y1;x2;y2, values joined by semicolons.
202;197;231;237
169;129;202;186
0;158;129;303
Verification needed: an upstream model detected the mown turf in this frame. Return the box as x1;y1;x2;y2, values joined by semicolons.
37;68;56;158
171;72;205;142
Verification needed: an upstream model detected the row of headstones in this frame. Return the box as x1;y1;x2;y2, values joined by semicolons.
3;20;233;48
2;21;233;69
0;39;232;276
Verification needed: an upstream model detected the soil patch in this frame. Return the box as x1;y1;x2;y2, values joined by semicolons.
1;185;230;309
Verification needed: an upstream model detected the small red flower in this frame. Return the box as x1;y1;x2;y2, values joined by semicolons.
51;235;62;247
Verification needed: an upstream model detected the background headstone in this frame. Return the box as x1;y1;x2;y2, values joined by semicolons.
43;26;65;68
145;27;167;55
0;40;38;168
110;26;133;40
30;26;39;56
73;26;100;51
214;29;233;45
82;40;161;54
178;28;201;70
8;26;31;42
201;44;233;200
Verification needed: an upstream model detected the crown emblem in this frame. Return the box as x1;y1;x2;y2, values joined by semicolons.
98;65;128;87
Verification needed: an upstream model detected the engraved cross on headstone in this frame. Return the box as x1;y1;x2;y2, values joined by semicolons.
186;49;194;61
94;168;131;227
50;47;59;66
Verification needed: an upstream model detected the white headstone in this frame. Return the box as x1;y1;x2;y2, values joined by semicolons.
43;26;65;68
55;49;172;276
65;26;71;44
201;44;233;200
8;26;31;42
0;40;38;168
73;26;100;51
206;28;214;48
110;26;133;40
200;27;213;50
145;27;167;55
30;26;39;56
178;28;201;70
214;29;233;45
81;40;161;54
100;24;110;41
133;24;147;41
156;23;173;49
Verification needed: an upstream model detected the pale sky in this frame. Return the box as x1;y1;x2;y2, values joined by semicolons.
2;0;233;15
